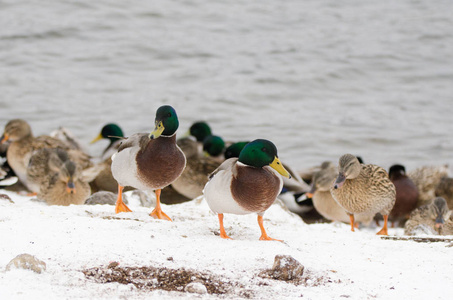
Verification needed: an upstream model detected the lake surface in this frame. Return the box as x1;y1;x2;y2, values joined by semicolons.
1;0;452;171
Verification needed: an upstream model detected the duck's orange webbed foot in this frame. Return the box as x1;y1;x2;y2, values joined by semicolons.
115;185;132;213
150;208;172;221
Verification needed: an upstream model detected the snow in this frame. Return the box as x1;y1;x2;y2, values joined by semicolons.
0;190;452;300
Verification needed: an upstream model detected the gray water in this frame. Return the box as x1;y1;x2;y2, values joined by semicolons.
1;0;453;171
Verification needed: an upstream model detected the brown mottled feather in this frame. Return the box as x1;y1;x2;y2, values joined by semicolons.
408;165;449;207
435;177;453;209
331;156;396;217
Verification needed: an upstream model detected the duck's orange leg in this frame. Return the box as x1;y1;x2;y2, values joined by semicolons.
218;213;232;239
376;215;389;235
150;189;172;221
349;214;355;232
258;215;283;242
115;185;132;213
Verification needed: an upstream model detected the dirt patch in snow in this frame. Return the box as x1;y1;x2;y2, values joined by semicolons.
83;262;243;295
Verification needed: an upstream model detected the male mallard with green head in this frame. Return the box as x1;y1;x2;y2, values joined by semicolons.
203;139;291;241
91;123;124;160
111;105;186;220
331;154;396;235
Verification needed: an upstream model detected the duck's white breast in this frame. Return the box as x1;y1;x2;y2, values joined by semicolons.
111;147;150;191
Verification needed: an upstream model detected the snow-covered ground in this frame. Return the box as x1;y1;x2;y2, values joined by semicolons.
0;190;452;300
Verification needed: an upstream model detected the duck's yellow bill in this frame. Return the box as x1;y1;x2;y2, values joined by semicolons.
149;121;165;139
270;157;291;178
90;133;103;144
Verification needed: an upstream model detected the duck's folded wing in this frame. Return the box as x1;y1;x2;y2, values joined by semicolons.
117;133;148;153
208;158;238;180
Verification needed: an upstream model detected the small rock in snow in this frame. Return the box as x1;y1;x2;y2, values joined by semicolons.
185;282;208;294
5;254;46;274
270;255;304;281
85;191;125;205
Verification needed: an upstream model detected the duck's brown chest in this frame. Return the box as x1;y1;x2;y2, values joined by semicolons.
231;166;281;213
136;136;186;189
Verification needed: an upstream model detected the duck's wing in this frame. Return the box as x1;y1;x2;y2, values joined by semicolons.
208;158;238;180
116;133;148;153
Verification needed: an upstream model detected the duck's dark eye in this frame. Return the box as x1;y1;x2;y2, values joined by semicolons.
262;147;267;152
167;113;172;117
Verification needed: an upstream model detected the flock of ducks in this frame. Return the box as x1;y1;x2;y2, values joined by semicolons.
1;105;453;239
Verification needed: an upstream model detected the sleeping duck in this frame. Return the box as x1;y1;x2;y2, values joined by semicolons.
203;139;291;241
330;154;396;235
404;197;453;236
111;105;186;220
27;148;94;205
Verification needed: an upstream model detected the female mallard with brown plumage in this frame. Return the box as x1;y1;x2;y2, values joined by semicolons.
0;119;91;192
404;197;453;236
203;139;291;241
111;105;186;220
27;148;93;206
330;154;396;235
308;161;373;226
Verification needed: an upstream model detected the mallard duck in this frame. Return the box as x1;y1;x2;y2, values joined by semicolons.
90;123;124;160
202;135;226;162
404;197;453;235
0;119;91;192
89;123;125;193
435;176;453;208
307;161;373;226
408;165;449;207
27;148;94;205
111;105;186;220
203;139;291;241
330;154;396;235
171;135;220;200
388;164;419;227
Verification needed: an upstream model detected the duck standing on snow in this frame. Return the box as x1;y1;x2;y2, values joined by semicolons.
307;161;373;226
27;148;93;205
203;139;291;241
404;197;453;235
111;105;186;220
0;119;91;192
330;154;396;235
388;164;419;227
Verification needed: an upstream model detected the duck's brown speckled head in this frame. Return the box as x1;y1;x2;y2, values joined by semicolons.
333;154;361;189
430;197;449;231
1;119;32;143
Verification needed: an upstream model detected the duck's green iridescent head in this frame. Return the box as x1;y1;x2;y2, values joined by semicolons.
238;139;290;178
189;121;212;142
224;141;249;159
150;105;179;139
203;135;225;156
91;123;124;144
